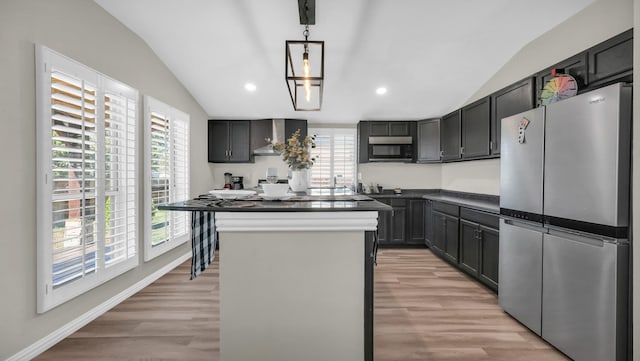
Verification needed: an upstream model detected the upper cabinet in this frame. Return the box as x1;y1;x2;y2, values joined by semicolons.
357;121;417;163
461;96;491;159
440;110;461;161
285;119;308;140
208;120;252;163
587;29;633;87
417;119;441;163
490;77;536;155
368;121;412;136
536;53;589;103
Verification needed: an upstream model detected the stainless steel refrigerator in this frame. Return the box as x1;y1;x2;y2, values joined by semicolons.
499;82;631;361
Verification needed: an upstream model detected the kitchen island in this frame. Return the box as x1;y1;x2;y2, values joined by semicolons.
160;190;389;361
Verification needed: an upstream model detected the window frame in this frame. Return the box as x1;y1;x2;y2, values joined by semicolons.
143;96;190;262
36;45;139;313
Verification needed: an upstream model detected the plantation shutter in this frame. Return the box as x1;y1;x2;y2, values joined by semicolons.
103;84;137;268
309;128;357;188
37;46;139;313
144;96;190;261
50;71;98;287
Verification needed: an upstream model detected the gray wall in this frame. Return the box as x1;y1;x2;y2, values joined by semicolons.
0;0;212;358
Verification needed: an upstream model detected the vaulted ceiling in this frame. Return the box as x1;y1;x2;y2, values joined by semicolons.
95;0;594;123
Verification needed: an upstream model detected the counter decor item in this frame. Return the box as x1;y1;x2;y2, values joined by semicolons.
273;129;315;192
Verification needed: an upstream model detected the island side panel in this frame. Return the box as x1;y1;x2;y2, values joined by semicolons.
219;231;364;361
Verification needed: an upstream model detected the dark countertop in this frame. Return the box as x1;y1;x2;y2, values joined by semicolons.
367;189;499;214
422;193;499;214
159;191;392;212
365;189;439;199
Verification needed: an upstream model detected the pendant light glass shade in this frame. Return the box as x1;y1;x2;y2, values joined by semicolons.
285;39;324;111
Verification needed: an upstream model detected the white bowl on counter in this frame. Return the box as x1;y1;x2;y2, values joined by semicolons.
208;189;256;199
261;183;290;197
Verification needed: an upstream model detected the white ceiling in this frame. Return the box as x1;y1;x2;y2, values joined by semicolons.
95;0;594;124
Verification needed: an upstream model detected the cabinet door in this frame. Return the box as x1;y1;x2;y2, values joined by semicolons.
408;199;425;244
389;122;410;136
459;220;480;276
461;96;491;159
417;119;441;163
536;53;588;104
443;214;459;264
251;119;273;151
228;121;252;162
369;122;389;136
358;121;370;163
390;199;407;243
479;225;499;291
424;200;433;247
441;110;461;161
377;209;391;244
431;211;446;254
490;77;535;155
588;29;633;86
208;120;230;162
285;119;308;139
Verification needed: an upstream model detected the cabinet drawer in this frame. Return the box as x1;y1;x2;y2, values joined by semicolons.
460;208;499;228
433;201;459;217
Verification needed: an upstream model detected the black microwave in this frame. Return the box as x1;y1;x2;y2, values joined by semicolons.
368;136;413;162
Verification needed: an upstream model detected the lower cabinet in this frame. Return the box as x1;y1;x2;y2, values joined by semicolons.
375;197;426;246
408;199;425;244
429;202;500;292
432;211;460;263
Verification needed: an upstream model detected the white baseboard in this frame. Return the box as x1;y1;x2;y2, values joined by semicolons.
7;252;191;361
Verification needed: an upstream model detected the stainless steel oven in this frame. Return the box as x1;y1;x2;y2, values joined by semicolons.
367;136;413;162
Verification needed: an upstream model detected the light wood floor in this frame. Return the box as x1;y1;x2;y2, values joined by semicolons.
35;248;568;361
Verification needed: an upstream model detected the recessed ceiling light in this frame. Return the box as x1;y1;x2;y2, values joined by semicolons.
376;87;387;95
245;83;257;92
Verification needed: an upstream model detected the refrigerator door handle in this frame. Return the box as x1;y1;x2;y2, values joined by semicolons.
502;217;547;233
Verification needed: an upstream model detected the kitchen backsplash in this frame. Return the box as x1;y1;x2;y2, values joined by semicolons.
358;162;441;190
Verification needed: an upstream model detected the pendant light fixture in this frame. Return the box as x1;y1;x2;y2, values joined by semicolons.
285;0;324;111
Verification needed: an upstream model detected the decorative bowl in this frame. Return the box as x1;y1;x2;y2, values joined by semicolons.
261;183;290;197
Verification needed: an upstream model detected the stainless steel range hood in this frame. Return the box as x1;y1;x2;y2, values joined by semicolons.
253;119;286;155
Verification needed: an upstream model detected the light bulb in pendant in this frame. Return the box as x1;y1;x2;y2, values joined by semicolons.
303;51;311;102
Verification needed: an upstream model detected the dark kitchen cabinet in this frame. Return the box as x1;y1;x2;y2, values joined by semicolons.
431;211;445;254
536;53;588;105
479;225;499;291
461;96;490;159
459;219;480;275
442;214;459;264
587;29;633;87
284;119;308;140
490;77;535;155
424;200;433;247
376;206;391;244
441;110;461;161
369;121;411;136
458;208;500;291
390;199;407;243
408;199;425;244
357;121;370;163
208;120;252;163
417;119;441;163
432;211;459;263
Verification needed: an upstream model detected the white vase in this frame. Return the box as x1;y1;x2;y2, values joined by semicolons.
289;169;309;192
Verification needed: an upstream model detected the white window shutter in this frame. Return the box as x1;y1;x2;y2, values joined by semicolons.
309;128;356;189
144;96;190;262
36;46;139;313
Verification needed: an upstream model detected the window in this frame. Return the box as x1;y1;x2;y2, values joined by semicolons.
309;128;357;188
144;96;190;261
36;46;138;313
